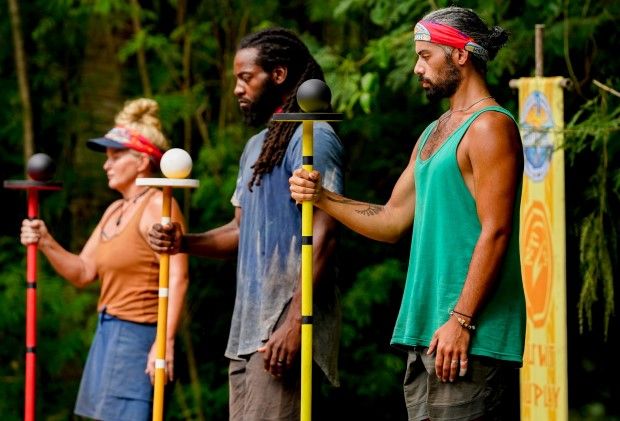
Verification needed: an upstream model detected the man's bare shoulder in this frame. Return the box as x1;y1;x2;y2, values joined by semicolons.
466;110;521;152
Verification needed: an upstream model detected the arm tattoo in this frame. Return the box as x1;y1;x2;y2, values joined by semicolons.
326;196;383;216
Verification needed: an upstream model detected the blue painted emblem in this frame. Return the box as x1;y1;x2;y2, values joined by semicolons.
521;91;555;182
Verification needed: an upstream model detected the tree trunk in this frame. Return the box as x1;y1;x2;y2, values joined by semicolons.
177;0;194;225
130;0;153;97
7;0;34;170
215;2;249;130
71;15;125;249
175;5;207;419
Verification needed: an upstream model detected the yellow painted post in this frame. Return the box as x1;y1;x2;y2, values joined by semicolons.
136;148;199;421
300;120;314;421
514;76;569;421
152;185;171;421
510;28;570;419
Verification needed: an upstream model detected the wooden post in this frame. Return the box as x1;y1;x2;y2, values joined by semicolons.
509;24;570;90
135;176;198;421
535;24;544;77
152;186;172;421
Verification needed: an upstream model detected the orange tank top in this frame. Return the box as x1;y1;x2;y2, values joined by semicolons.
95;189;159;323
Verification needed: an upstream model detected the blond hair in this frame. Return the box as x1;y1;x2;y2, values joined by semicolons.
115;98;170;151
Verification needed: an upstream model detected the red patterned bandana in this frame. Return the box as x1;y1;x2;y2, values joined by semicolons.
102;126;163;163
414;20;489;61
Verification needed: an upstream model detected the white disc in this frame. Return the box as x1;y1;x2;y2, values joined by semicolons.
136;177;199;188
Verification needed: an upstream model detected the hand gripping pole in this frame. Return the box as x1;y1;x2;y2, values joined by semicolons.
4;153;62;421
136;148;198;421
272;79;342;421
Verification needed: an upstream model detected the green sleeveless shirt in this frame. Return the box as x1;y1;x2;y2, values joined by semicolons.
390;106;526;363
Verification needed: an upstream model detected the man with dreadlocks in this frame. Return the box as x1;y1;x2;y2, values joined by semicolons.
149;28;344;420
290;6;525;420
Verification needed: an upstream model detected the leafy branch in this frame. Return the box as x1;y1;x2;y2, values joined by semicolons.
566;82;620;338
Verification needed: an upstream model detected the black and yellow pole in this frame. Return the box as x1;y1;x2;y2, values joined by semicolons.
272;79;342;421
136;148;199;421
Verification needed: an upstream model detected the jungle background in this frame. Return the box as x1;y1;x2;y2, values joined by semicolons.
0;0;618;419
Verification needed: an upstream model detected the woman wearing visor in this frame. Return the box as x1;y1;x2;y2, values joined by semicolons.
20;98;188;420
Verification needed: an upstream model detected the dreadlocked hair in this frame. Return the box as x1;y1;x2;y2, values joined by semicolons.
239;28;329;190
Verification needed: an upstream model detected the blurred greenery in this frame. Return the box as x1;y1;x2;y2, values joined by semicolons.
1;0;618;419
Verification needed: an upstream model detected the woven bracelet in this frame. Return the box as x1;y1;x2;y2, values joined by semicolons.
449;310;476;331
451;309;473;319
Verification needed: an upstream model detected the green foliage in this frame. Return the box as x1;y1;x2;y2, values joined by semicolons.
0;237;97;419
340;259;406;388
565;86;620;338
319;0;429;117
0;238;27;419
342;259;405;340
333;258;407;419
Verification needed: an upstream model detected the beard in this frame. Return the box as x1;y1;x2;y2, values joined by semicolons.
240;79;284;127
420;57;462;102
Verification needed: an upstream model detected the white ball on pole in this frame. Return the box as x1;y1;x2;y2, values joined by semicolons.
160;148;193;179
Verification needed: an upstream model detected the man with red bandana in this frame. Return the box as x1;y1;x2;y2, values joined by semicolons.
290;6;525;420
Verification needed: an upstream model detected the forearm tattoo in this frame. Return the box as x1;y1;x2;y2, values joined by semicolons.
326;196;383;216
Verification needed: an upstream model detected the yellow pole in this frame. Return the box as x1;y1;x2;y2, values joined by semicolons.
136;148;198;419
153;186;171;421
271;83;341;420
300;120;314;421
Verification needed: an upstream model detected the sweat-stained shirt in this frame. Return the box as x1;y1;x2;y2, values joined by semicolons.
227;122;344;385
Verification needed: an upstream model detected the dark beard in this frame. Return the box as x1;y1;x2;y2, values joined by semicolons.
421;58;462;102
241;80;283;127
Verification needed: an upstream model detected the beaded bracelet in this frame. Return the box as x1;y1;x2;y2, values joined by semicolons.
450;310;476;331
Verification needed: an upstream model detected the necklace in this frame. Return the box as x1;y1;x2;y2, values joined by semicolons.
436;95;494;128
452;95;494;113
432;95;493;138
114;187;151;226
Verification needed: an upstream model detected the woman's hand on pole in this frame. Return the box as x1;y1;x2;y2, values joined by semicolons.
145;340;175;385
20;219;49;247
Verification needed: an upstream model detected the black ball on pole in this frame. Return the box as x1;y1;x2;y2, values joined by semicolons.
27;153;55;182
296;79;332;112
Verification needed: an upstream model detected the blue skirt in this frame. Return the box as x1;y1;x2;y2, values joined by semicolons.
74;311;156;421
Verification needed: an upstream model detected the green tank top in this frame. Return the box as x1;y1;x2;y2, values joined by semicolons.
390;106;526;363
